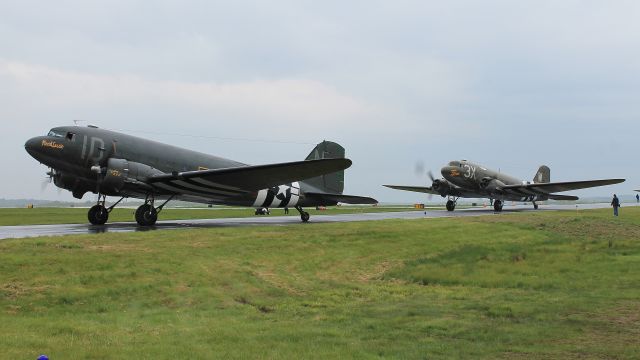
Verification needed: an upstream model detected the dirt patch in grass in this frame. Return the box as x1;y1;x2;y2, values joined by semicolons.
85;244;154;253
252;269;306;296
2;282;54;300
357;260;399;282
234;296;274;313
599;302;640;331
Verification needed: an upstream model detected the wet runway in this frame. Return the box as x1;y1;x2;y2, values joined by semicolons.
0;202;629;240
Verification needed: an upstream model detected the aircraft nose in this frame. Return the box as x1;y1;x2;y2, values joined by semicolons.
24;137;43;157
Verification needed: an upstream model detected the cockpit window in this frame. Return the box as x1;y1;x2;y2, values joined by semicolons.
66;132;76;141
47;130;64;138
448;161;461;167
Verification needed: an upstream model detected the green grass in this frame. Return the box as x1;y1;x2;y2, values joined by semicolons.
1;208;639;359
0;206;419;226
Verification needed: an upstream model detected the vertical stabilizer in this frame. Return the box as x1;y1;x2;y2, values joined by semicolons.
533;165;550;183
304;141;345;194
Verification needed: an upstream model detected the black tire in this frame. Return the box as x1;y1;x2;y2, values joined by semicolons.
301;211;310;222
534;204;539;210
135;204;158;226
493;200;503;212
88;205;109;225
446;200;455;212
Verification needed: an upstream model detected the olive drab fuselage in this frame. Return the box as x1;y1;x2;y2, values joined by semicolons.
439;160;549;202
25;126;332;208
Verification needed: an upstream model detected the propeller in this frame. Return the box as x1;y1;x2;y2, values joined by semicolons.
40;168;62;194
40;177;51;192
415;161;435;201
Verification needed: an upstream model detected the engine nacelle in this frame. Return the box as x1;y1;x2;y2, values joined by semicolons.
101;158;164;194
481;178;506;195
432;178;452;197
53;171;95;199
101;158;128;193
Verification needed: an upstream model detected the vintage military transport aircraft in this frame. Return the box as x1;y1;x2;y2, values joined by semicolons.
25;126;377;226
384;160;624;211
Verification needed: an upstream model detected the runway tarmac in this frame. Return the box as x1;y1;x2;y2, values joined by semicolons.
0;202;631;240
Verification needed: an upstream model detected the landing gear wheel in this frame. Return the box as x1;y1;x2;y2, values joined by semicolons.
493;200;503;212
533;203;539;210
446;200;456;212
88;205;109;225
295;206;311;223
135;204;158;226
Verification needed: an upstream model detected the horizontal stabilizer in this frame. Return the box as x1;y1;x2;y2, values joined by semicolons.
383;185;439;195
305;192;378;205
501;178;625;194
150;158;352;192
547;194;579;201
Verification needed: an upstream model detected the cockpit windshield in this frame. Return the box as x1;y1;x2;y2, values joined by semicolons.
47;129;65;138
448;161;461;167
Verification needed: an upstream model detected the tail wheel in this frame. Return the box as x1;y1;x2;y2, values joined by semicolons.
88;205;109;225
135;204;158;226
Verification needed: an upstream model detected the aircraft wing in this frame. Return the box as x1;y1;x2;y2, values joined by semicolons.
305;192;378;205
383;185;440;195
500;179;625;194
148;158;352;193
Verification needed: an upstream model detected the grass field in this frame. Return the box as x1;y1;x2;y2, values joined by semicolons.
0;206;419;226
1;208;639;359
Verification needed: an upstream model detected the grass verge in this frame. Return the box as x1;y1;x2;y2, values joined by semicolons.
1;208;638;359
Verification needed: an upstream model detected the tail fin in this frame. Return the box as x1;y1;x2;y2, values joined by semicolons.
533;165;550;183
304;140;345;193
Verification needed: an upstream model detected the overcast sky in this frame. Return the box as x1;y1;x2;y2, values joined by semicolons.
1;0;638;203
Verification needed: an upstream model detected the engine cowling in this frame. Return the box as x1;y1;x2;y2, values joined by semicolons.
100;158;164;194
481;178;506;195
432;178;452;197
53;171;95;199
101;158;129;193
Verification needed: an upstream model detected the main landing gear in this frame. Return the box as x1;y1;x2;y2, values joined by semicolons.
533;201;539;210
493;199;504;212
88;195;125;225
295;205;310;222
87;194;174;226
446;197;458;211
135;195;174;226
